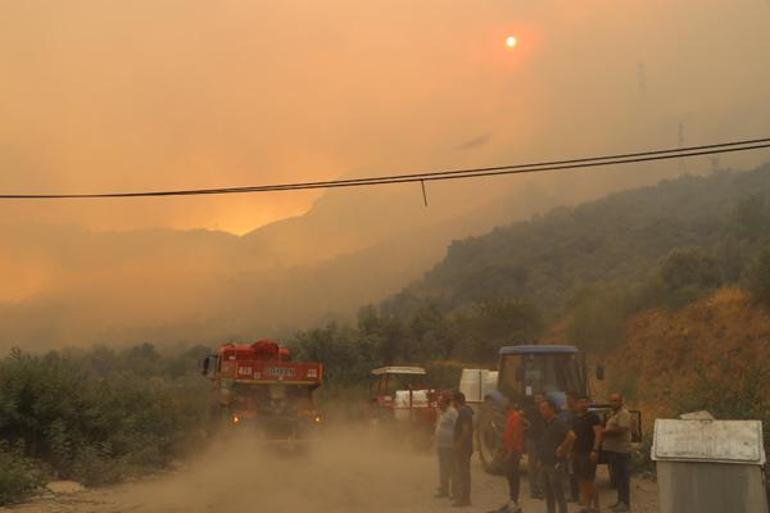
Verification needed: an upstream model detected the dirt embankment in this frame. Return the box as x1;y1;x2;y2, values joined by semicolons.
603;287;770;430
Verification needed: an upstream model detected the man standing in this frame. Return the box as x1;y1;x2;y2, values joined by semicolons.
495;401;525;513
538;398;573;513
571;395;603;513
602;393;633;512
435;393;458;499
452;391;474;508
525;394;546;500
560;392;580;503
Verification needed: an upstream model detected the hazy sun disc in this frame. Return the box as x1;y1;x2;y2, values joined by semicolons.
505;36;518;49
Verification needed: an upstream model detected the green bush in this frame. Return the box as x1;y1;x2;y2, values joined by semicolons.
656;247;722;309
0;345;210;493
676;360;770;461
746;243;770;306
0;443;45;505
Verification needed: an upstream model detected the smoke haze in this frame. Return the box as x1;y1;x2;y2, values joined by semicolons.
1;0;769;349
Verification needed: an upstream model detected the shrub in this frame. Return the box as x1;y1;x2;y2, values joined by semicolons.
0;443;45;505
676;360;770;461
746;244;770;306
0;345;210;493
657;247;722;309
567;287;627;353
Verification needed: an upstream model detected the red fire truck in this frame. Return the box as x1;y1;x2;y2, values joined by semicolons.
201;340;324;445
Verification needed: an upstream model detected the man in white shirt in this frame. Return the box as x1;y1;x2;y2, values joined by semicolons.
602;393;633;512
435;393;458;499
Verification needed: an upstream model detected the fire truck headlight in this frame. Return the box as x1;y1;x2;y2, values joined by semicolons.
232;415;241;424
313;415;322;424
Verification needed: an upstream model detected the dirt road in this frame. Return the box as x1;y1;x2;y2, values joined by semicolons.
2;430;659;513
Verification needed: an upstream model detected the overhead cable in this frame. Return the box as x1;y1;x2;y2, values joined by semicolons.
1;137;768;200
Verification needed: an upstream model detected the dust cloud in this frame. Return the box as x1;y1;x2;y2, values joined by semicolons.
2;424;661;513
106;427;442;513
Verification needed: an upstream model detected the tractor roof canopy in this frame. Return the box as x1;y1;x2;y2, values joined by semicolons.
499;345;579;356
371;366;427;376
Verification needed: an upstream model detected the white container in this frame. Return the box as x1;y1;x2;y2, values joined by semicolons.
459;368;499;403
652;419;768;513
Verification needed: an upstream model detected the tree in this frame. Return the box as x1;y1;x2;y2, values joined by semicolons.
567;287;626;353
746;243;770;306
455;298;543;363
657;247;722;308
733;194;769;241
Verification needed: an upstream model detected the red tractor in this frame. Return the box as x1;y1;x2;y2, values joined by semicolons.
369;366;440;449
201;340;324;446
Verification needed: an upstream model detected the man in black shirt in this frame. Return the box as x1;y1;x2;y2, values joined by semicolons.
537;398;573;513
525;394;546;500
452;391;474;508
571;395;602;513
559;392;580;503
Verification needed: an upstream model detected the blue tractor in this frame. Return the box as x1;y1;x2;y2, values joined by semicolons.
476;345;603;473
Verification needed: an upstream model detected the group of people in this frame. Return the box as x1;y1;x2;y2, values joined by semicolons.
434;391;633;513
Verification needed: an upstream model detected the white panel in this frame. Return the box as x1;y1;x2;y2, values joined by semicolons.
652;419;765;465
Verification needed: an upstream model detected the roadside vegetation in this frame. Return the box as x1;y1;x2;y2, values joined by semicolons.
0;344;210;504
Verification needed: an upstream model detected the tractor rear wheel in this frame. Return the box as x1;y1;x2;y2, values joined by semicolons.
476;401;505;474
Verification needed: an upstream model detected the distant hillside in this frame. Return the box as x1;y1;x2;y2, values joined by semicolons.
1;159;680;351
387;164;770;320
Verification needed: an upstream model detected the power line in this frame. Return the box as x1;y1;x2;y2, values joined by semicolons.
1;137;769;200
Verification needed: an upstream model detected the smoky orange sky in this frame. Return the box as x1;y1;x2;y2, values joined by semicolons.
2;0;768;234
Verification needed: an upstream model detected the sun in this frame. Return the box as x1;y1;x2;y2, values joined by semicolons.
505;35;518;49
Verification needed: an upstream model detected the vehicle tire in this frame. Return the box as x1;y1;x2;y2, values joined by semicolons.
476;401;505;474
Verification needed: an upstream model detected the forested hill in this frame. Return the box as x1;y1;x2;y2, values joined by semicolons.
385;163;770;322
292;164;770;372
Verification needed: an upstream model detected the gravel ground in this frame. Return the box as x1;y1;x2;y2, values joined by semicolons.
2;431;659;513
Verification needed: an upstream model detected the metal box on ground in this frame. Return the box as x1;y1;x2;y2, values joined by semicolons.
652;418;768;513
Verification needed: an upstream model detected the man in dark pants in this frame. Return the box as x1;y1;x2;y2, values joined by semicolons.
602;393;632;512
571;395;602;513
560;392;580;503
538;398;574;513
452;391;474;508
493;402;525;513
435;393;458;499
525;394;546;500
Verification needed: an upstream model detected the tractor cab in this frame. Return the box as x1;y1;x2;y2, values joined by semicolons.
370;366;430;409
497;345;589;410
